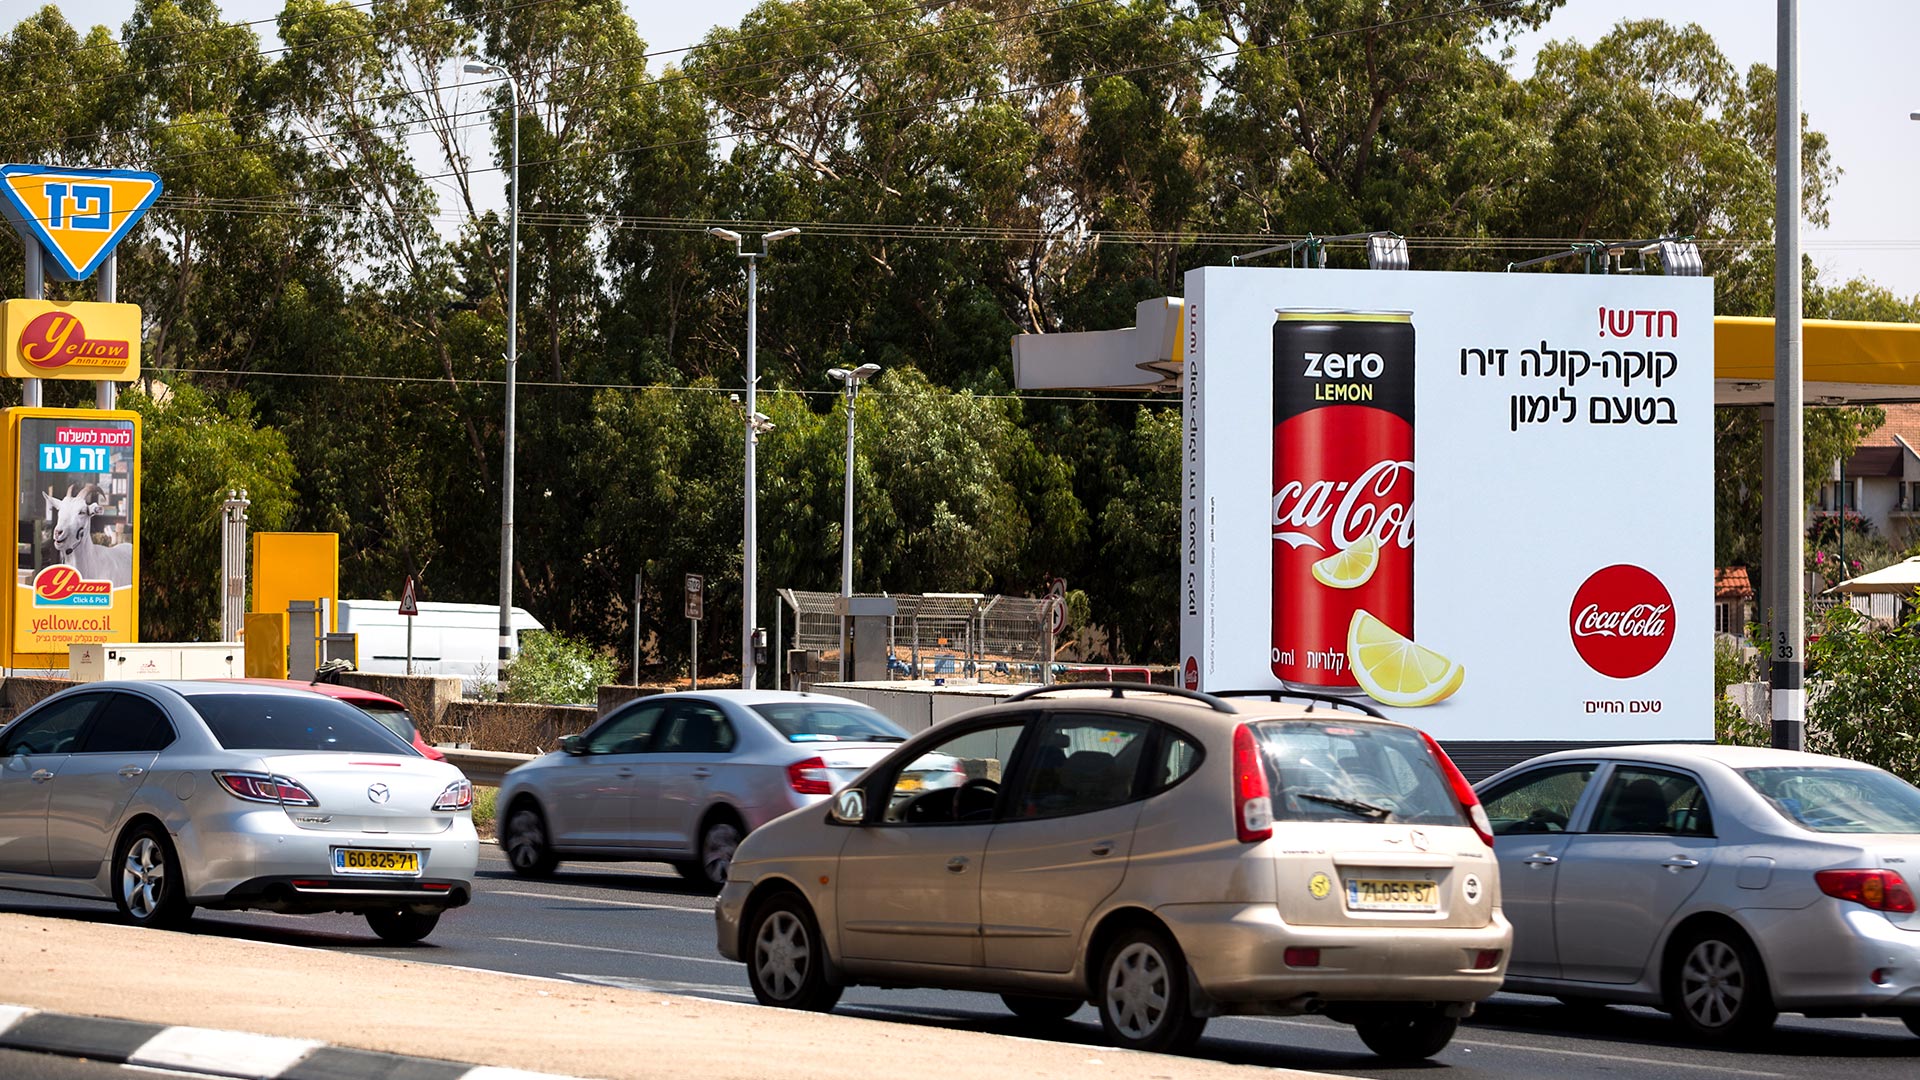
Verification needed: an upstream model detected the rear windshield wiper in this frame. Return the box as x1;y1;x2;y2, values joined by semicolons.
1297;792;1393;819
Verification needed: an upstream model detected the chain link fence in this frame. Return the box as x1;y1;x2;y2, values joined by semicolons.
777;590;1057;684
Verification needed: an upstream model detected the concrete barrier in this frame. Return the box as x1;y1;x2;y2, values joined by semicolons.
442;747;537;786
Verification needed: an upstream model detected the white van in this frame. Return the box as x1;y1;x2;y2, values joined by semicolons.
337;599;543;689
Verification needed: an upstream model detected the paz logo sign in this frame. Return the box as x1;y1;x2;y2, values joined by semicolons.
32;565;112;608
0;164;163;282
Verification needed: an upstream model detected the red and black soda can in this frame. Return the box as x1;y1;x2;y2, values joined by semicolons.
1271;310;1415;690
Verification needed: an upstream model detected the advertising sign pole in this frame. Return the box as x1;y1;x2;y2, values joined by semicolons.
21;242;39;408
1771;0;1806;751
95;254;116;409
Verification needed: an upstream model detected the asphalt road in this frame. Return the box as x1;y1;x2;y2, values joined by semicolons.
5;847;1918;1080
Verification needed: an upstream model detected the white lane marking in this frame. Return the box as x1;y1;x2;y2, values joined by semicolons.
497;936;735;966
491;888;713;914
128;1027;323;1076
0;1005;34;1036
1242;1017;1788;1076
478;849;678;878
462;1067;593;1080
559;972;754;1000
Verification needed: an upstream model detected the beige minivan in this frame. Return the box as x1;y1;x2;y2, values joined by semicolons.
715;684;1511;1059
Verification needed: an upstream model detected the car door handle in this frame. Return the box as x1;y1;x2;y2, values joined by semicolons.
118;765;145;778
1661;857;1701;871
30;769;54;783
1090;841;1114;857
946;856;970;873
1522;854;1560;867
692;768;712;779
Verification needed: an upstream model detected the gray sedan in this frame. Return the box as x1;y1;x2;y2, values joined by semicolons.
0;681;478;941
495;690;910;891
1476;743;1920;1041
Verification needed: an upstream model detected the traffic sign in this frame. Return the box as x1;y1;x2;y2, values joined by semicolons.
398;575;419;617
684;573;704;621
0;164;164;282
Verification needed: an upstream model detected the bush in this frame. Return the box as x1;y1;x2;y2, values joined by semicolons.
503;630;618;705
1805;604;1920;782
1714;636;1767;747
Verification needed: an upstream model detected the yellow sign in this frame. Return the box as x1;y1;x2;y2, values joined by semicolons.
0;165;163;282
1308;872;1332;899
0;300;141;380
2;408;141;667
253;532;340;632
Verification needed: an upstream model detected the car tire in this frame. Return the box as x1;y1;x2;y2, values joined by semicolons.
1001;994;1084;1023
745;891;842;1012
502;802;558;879
112;823;193;930
1664;925;1777;1042
1352;1008;1460;1061
679;814;742;894
1095;925;1207;1054
366;908;441;943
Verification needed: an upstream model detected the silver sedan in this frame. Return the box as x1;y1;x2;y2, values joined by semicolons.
0;681;478;942
1476;743;1920;1041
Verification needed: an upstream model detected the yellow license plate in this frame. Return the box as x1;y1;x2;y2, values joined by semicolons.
334;849;421;876
1346;878;1438;911
894;776;925;792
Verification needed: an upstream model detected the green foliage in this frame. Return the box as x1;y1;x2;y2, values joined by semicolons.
504;629;618;705
1713;637;1766;747
1805;605;1920;782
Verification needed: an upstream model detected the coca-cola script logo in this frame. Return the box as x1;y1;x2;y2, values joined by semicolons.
1183;656;1200;691
1272;459;1414;551
1569;564;1675;679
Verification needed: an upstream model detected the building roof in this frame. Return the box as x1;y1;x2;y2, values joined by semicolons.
1715;567;1753;599
1847;445;1905;477
1859;403;1920;449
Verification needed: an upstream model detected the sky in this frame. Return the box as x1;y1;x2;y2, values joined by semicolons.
5;0;1917;296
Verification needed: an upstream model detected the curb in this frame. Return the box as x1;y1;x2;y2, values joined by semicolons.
0;1004;594;1080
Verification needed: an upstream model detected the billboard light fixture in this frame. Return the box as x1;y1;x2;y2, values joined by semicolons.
1229;230;1407;270
1508;236;1702;277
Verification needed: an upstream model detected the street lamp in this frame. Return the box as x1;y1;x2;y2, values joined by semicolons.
711;225;800;689
465;59;522;701
827;362;881;680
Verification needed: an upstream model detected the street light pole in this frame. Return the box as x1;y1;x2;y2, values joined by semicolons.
828;363;881;681
711;226;799;690
1771;0;1805;750
465;60;522;702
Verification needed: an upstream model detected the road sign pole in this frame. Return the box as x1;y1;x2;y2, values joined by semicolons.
631;572;642;684
691;619;699;691
406;615;414;676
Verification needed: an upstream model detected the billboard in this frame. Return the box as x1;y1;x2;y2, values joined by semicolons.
1180;267;1713;741
0;299;142;381
3;408;141;666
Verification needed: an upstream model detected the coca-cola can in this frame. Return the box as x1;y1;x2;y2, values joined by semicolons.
1271;309;1415;690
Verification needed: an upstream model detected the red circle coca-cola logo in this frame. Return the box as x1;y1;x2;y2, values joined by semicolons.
1569;564;1675;679
1183;656;1199;691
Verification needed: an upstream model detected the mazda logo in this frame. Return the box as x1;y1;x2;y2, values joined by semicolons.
367;783;390;804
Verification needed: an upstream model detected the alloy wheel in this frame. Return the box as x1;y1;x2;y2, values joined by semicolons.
1679;938;1747;1029
121;836;166;920
1104;940;1171;1040
754;909;810;1001
506;810;548;870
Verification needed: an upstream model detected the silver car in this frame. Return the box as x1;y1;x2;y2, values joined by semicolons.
495;689;911;891
715;685;1511;1060
0;681;478;941
1476;744;1920;1041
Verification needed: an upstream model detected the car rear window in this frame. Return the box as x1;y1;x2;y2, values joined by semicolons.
749;702;908;743
355;705;418;743
1251;719;1466;827
190;693;417;754
1741;766;1920;833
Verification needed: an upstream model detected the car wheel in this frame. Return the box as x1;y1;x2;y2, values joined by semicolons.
745;892;842;1011
1096;925;1206;1054
1001;994;1083;1023
503;802;558;878
366;908;441;943
1664;926;1777;1042
679;815;742;894
1353;1008;1460;1061
112;823;193;929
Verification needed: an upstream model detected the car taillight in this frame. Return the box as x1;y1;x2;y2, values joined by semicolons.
1816;869;1918;913
433;779;474;811
214;770;317;806
1232;724;1272;843
787;756;832;795
1419;732;1492;847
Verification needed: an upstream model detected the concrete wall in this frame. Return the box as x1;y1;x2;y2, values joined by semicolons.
336;673;465;736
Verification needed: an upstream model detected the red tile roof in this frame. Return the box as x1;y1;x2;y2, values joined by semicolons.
1715;567;1753;598
1860;403;1920;449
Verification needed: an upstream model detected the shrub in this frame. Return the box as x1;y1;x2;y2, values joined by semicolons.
1805;604;1920;782
503;630;618;705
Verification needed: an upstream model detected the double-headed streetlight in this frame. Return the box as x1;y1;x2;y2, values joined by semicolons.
827;362;881;680
464;59;522;701
710;225;799;690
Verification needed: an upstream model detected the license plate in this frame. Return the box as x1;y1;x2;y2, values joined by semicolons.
895;776;925;792
1346;878;1438;911
333;848;421;876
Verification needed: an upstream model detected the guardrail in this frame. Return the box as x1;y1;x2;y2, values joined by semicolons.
441;748;536;786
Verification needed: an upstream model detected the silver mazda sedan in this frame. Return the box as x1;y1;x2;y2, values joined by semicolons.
1475;744;1920;1041
0;681;478;941
716;685;1510;1060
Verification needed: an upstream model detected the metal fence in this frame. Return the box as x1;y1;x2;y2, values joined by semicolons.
776;590;1055;685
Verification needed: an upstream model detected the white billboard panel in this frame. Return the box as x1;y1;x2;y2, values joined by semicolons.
1179;267;1713;742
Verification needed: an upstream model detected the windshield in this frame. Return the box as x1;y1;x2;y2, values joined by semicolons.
1252;719;1465;827
191;693;419;754
355;704;418;743
750;702;908;744
1742;766;1920;833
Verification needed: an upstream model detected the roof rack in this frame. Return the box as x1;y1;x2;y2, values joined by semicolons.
1209;689;1388;719
1001;681;1238;715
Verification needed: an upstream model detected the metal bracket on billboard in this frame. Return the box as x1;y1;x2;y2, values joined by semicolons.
1229;231;1407;271
1505;235;1702;276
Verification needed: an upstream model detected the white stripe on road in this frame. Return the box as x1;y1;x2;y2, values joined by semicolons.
1243;1017;1788;1076
497;936;735;966
558;972;756;1000
463;1067;596;1080
128;1027;322;1076
0;1006;33;1036
491;888;713;914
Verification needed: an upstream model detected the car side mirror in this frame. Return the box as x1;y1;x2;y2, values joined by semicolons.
559;734;584;756
829;787;866;826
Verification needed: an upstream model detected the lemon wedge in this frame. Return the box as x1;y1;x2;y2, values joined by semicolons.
1310;533;1380;589
1346;609;1464;707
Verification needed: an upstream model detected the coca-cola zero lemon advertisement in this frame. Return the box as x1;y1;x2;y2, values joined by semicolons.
1180;267;1712;741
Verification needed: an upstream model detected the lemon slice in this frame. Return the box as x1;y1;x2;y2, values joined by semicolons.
1310;533;1380;589
1346;609;1464;707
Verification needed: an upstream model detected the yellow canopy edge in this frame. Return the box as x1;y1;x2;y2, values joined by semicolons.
1715;315;1920;386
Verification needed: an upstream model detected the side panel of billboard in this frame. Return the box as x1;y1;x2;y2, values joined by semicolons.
1180;267;1713;742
